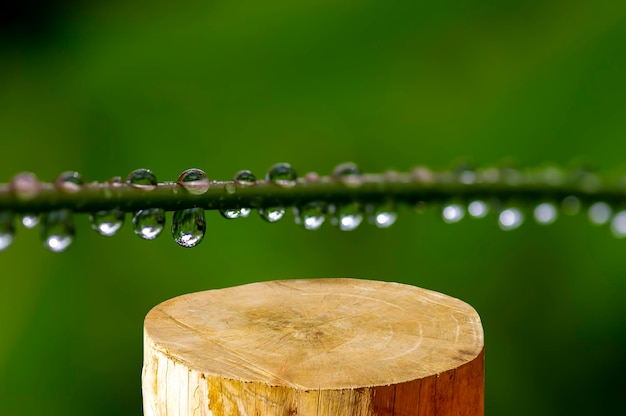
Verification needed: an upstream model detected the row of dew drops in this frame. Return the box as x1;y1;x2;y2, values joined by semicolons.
0;163;398;252
2;163;626;252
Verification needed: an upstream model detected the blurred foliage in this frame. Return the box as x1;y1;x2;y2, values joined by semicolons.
1;0;626;414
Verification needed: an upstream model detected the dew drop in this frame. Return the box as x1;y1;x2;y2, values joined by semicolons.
333;162;362;187
172;208;206;248
562;196;581;215
225;183;236;194
10;172;40;201
54;171;83;193
41;209;74;252
498;208;524;231
267;163;297;187
0;212;16;251
333;162;360;177
542;166;566;186
21;213;39;229
294;202;326;230
366;202;397;228
534;203;558;225
132;208;166;240
126;169;158;190
468;200;489;218
442;204;465;223
611;211;626;238
259;207;285;223
177;168;209;195
455;164;476;185
412;167;434;183
220;207;251;219
331;203;363;231
233;170;256;186
90;209;125;237
588;202;612;226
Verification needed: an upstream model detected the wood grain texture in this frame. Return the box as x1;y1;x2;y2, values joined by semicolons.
142;278;484;415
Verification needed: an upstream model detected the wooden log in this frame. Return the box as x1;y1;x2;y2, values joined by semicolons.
142;278;484;415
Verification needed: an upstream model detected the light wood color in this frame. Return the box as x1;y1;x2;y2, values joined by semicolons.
143;278;484;415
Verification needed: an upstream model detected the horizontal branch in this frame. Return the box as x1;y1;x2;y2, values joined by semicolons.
0;168;625;214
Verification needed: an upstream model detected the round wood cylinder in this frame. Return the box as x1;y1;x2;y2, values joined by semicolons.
142;278;484;415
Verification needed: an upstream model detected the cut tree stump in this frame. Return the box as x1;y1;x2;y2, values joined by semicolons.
142;278;484;415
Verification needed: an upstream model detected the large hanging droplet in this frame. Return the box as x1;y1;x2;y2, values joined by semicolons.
259;207;285;223
41;209;74;252
499;207;524;231
0;211;16;251
331;203;363;231
10;172;41;201
611;211;626;238
468;200;489;218
588;202;612;226
233;170;256;186
266;163;297;187
177;168;209;195
442;203;465;223
333;162;363;187
90;209;125;237
220;207;251;219
366;202;397;228
172;208;206;248
54;171;83;193
21;213;39;229
126;169;158;190
294;202;326;230
132;208;166;240
534;202;558;225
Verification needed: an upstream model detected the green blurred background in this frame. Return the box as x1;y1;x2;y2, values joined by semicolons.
1;0;626;414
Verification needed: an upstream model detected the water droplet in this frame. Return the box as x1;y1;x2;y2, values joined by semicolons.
333;162;360;177
90;209;125;237
132;208;166;239
534;202;558;225
366;202;397;228
333;162;362;187
54;171;83;193
501;167;524;186
611;211;626;238
442;204;465;223
541;166;566;186
330;203;363;231
177;168;209;195
562;196;581;215
21;213;39;229
588;202;612;226
259;207;285;223
41;209;74;252
294;202;326;230
220;207;251;219
498;208;524;231
10;172;40;201
454;163;476;185
304;171;321;182
468;200;489;218
172;208;206;248
126;169;158;190
412;167;434;183
0;212;16;251
267;163;297;187
233;170;256;186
